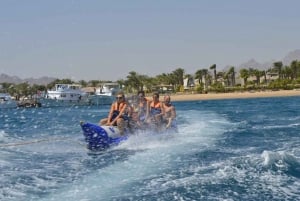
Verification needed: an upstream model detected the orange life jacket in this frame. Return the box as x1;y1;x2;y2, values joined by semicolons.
110;101;128;121
150;101;162;115
112;101;127;111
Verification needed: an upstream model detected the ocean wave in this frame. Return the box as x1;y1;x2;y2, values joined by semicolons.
261;150;300;177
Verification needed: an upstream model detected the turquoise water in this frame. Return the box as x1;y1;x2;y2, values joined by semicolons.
1;96;300;200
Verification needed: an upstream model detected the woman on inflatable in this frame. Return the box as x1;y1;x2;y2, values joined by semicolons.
129;90;149;130
99;91;129;135
145;92;165;130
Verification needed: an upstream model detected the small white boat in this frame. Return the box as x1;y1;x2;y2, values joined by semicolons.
89;83;120;105
0;93;17;109
41;84;90;107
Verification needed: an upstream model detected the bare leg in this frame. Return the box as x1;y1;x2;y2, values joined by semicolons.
99;118;108;126
117;118;125;135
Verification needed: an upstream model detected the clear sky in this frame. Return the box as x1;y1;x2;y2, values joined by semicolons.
1;0;300;81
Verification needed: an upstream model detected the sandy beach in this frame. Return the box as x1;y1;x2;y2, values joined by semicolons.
152;90;300;102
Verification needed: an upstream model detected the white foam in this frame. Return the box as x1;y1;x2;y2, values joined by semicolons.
261;150;298;168
0;130;8;142
41;110;230;201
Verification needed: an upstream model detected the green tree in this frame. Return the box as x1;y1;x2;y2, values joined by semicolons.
200;69;209;89
282;65;292;80
253;69;261;86
78;80;88;87
88;80;101;87
209;64;217;83
273;61;283;79
261;70;267;85
125;71;144;92
239;68;249;87
290;60;299;80
15;82;30;97
172;68;185;86
226;66;235;86
194;69;203;85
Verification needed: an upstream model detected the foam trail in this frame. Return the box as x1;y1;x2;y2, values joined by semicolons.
41;111;230;201
0;130;8;142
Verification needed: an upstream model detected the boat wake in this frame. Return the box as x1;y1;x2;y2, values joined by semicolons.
40;110;232;201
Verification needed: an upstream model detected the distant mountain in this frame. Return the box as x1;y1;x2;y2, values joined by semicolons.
282;49;300;65
0;74;23;84
237;59;273;70
0;74;56;85
230;49;300;73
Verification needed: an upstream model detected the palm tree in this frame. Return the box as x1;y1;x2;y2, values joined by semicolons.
195;70;203;85
142;77;156;92
201;69;209;86
172;68;185;86
167;73;177;88
15;82;31;97
209;64;217;83
126;71;143;92
290;60;299;80
88;80;101;87
223;72;230;87
253;69;261;86
227;66;235;86
0;82;13;92
273;61;283;79
261;70;267;85
282;65;293;79
78;80;88;87
138;74;151;91
239;68;249;87
184;74;194;89
155;73;169;85
116;79;126;90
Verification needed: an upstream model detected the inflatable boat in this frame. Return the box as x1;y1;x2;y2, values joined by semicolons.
80;121;177;151
80;122;128;151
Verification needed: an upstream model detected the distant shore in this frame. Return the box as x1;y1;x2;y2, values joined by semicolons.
148;90;300;102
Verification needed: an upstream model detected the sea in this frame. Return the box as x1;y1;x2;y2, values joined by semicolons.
1;96;300;201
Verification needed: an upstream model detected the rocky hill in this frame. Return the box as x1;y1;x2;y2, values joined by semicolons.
0;74;56;85
282;49;300;65
235;49;300;71
221;49;300;73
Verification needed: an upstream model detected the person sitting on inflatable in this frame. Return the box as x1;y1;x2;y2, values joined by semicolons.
129;90;149;130
145;92;165;130
162;95;177;129
99;91;128;135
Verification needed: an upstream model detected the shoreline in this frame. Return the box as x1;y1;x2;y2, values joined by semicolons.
149;90;300;102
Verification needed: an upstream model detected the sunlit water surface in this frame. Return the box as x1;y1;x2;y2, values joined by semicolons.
1;96;300;200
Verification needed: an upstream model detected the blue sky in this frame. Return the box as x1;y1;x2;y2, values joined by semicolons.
0;0;300;81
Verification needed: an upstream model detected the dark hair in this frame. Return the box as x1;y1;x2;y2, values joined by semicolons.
117;91;125;98
153;92;159;98
137;90;145;96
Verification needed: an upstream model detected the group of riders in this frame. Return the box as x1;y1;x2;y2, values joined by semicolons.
99;90;177;135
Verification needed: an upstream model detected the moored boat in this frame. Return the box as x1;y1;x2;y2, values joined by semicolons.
41;84;90;107
89;83;120;105
17;99;42;108
0;93;17;109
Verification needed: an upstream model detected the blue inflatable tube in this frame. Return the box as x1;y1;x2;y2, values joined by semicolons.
80;120;178;151
80;122;128;151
